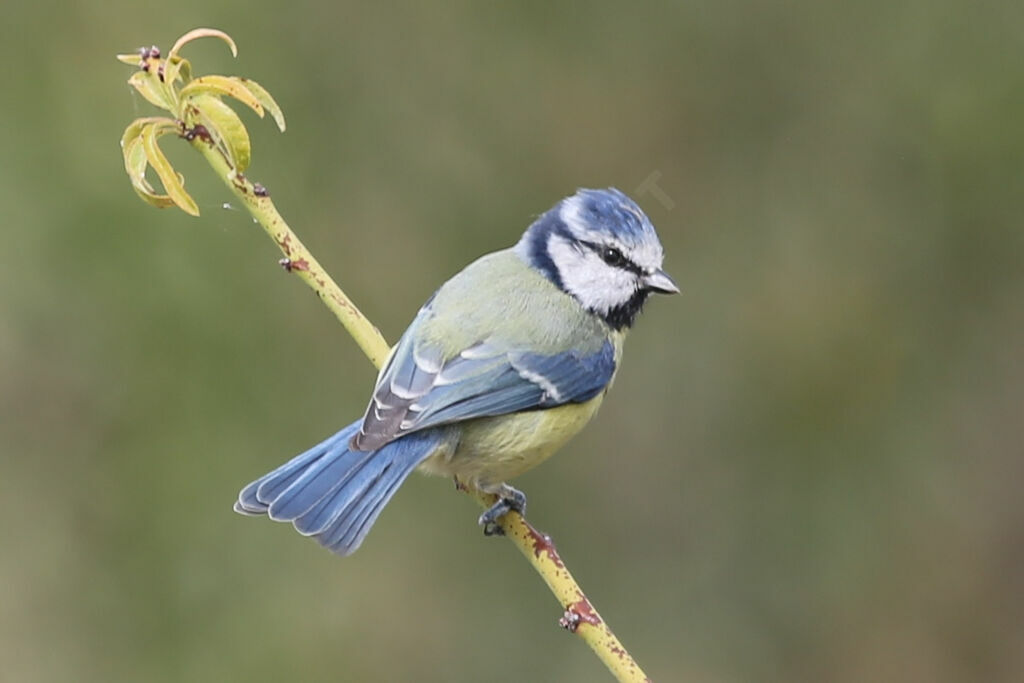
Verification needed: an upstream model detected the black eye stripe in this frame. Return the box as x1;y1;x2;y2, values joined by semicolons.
580;240;643;275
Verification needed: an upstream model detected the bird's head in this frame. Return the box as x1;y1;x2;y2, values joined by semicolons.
516;188;678;330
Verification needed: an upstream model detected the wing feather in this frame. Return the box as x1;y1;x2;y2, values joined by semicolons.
352;319;616;451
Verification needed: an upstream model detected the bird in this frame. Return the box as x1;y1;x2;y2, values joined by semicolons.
234;187;677;556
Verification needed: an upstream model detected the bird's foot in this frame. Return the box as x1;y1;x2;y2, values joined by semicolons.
477;484;527;537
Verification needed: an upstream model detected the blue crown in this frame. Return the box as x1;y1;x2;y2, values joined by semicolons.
566;188;656;247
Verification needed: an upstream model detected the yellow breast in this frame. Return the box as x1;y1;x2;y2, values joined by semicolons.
417;392;607;491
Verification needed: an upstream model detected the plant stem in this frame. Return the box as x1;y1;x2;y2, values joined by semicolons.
189;139;391;369
474;489;652;682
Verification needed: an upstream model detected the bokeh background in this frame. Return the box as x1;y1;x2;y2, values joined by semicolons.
3;2;1023;682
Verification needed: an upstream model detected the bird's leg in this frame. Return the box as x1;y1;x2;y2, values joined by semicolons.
477;483;527;536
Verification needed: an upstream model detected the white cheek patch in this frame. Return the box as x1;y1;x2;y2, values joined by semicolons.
548;234;637;314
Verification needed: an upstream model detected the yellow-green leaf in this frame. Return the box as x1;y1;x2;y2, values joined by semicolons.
140;123;200;216
117;52;143;65
162;56;191;88
238;78;287;132
181;76;264;118
123;134;175;209
121;119;174;193
128;71;173;111
188;94;251;172
121;116;173;150
123;133;147;180
132;184;177;209
168;28;237;61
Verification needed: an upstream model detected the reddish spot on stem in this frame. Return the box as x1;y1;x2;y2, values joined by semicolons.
559;593;601;633
277;233;293;256
524;522;564;568
279;257;309;273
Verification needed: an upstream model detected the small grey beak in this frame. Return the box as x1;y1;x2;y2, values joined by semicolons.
644;268;679;294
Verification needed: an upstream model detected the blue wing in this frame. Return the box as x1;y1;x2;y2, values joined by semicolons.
351;332;616;451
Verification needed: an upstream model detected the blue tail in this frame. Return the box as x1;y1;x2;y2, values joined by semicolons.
234;421;442;556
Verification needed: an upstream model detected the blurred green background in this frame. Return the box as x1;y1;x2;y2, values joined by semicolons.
2;2;1023;682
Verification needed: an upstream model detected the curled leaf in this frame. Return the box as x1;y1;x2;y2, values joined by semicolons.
123;135;154;192
120;116;173;149
123;133;176;209
187;94;252;172
123;133;146;177
239;78;287;132
128;71;173;110
181;76;264;117
141;123;200;215
162;56;192;87
132;184;178;209
168;28;237;62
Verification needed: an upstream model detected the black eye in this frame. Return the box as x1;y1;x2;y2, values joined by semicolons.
600;246;627;267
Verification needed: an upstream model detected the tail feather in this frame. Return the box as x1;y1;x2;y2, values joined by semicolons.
291;447;393;535
319;459;417;554
233;427;354;516
267;447;375;522
257;427;354;506
234;422;442;556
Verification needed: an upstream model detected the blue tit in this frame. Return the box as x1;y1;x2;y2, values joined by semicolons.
235;187;678;555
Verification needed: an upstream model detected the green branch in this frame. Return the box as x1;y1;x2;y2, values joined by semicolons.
117;28;650;683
